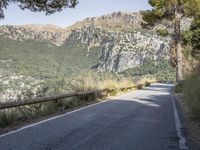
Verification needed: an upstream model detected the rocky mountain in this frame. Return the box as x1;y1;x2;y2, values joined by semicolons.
0;11;172;73
0;11;183;101
69;11;143;31
0;12;143;46
0;24;68;46
68;25;170;72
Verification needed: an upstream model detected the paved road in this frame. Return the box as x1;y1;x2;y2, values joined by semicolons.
0;83;187;150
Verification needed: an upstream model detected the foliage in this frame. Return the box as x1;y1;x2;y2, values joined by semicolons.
145;82;151;87
141;0;200;82
174;81;184;93
182;19;200;58
156;28;169;37
0;0;78;19
183;65;200;120
122;59;176;82
137;84;143;89
137;76;157;85
69;71;136;92
142;0;200;26
156;67;176;82
0;71;137;128
0;37;100;77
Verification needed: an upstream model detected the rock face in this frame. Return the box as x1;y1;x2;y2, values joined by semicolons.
0;24;69;46
0;11;186;73
96;34;170;72
70;12;143;31
67;25;170;72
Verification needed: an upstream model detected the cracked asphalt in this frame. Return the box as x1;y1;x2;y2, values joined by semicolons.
0;83;182;150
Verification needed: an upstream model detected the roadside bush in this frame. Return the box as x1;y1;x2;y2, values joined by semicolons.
145;82;151;87
183;66;200;120
174;81;184;93
137;84;143;89
137;76;156;85
70;71;136;92
0;71;137;129
156;29;169;37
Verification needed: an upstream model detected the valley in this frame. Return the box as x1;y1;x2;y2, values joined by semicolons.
0;11;175;102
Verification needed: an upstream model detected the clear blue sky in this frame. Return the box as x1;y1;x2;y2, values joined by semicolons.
0;0;151;27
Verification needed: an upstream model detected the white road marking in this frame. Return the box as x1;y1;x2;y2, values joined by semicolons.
0;99;110;138
0;83;188;150
171;93;189;150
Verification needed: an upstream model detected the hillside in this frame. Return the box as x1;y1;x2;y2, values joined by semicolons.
0;11;175;101
68;12;143;31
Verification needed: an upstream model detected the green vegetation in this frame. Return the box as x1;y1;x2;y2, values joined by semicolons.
0;37;102;105
0;97;92;128
0;71;137;128
180;18;200;121
145;82;151;87
69;71;136;92
183;66;200;121
137;84;143;89
122;60;176;82
0;0;78;19
141;0;200;82
174;81;184;93
156;29;169;37
182;19;200;58
0;37;100;77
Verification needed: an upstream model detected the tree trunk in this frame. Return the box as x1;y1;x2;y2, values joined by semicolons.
176;41;183;82
174;7;183;82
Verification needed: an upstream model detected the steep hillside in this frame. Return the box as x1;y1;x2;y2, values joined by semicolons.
0;11;175;101
69;12;142;31
0;24;68;46
68;25;170;72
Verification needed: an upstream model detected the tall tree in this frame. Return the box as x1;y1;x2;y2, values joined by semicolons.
0;0;79;19
141;0;200;82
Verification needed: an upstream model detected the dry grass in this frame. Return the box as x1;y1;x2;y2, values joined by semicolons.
136;76;157;85
0;71;154;129
183;65;200;121
175;93;200;149
70;71;136;92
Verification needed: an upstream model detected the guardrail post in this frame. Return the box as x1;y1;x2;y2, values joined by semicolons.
0;85;143;110
53;99;58;111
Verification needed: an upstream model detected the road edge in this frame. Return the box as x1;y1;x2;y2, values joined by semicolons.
0;90;138;138
171;90;189;150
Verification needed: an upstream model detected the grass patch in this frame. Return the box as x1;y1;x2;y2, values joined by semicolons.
0;71;136;129
145;81;151;87
69;71;136;93
175;81;184;93
183;65;200;121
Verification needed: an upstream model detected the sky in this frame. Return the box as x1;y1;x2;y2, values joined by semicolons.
0;0;151;27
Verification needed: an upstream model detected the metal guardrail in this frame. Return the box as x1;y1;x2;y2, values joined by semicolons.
0;85;140;110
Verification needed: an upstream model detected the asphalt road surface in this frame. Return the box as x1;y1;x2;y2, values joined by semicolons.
0;83;188;150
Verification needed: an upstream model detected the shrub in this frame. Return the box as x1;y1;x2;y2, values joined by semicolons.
0;111;15;128
70;71;136;92
145;82;151;87
156;29;169;37
137;76;156;85
183;66;200;120
0;71;136;128
174;81;184;93
122;60;176;83
137;84;143;89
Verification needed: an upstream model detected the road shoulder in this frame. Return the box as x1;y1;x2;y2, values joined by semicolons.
174;93;200;150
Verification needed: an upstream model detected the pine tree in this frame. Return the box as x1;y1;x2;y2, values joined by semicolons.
0;0;79;19
141;0;200;82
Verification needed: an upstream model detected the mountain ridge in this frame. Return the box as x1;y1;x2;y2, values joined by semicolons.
0;11;143;46
0;11;176;101
0;11;172;73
